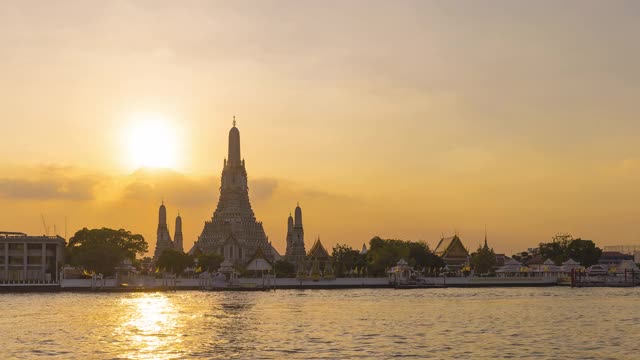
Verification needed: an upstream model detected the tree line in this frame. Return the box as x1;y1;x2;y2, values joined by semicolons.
65;228;609;278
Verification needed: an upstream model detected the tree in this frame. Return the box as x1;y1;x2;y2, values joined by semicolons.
471;243;496;274
332;244;362;277
156;249;194;275
538;233;602;266
366;236;444;277
197;253;225;273
538;233;573;264
274;260;296;277
407;241;445;270
567;239;602;267
66;227;147;276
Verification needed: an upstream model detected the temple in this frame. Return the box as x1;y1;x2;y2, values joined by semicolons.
174;213;184;253
152;202;183;261
189;120;278;264
434;234;470;271
285;204;306;264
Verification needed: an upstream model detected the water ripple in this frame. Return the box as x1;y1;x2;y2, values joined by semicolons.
1;288;640;359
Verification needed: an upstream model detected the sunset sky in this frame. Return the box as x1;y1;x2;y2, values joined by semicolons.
1;1;640;255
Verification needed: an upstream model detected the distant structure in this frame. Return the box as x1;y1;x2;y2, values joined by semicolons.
604;245;640;263
307;236;332;274
285;204;306;264
174;213;184;252
360;243;368;255
434;234;469;271
189;120;278;264
152;202;183;261
0;231;65;282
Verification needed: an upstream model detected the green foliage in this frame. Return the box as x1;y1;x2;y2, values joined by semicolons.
471;243;497;274
331;244;366;277
566;239;602;267
367;236;444;277
156;249;194;275
197;253;225;273
66;227;148;276
538;233;602;267
274;260;296;277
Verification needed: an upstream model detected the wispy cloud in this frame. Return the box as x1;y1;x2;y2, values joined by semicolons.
0;165;101;200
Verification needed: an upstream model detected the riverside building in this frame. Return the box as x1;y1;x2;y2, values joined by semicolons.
0;231;65;283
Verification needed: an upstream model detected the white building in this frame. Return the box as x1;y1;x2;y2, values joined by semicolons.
0;232;65;283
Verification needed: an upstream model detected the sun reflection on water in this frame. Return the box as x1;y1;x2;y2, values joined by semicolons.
115;293;183;359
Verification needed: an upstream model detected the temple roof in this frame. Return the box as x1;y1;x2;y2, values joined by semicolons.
307;237;330;259
563;258;580;265
496;258;524;273
434;235;469;258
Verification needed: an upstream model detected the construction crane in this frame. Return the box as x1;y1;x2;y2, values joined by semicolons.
41;214;50;236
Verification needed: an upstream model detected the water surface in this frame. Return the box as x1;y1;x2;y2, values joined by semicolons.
2;288;639;359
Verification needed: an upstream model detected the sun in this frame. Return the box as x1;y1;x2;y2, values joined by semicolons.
125;112;179;170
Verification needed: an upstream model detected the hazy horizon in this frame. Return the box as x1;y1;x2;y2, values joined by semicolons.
2;1;640;255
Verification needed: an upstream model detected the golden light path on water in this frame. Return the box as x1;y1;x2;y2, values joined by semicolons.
115;294;182;359
2;288;640;359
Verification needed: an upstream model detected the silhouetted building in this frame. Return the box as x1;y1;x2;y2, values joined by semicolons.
306;236;332;275
604;245;640;263
285;204;306;264
174;213;184;252
434;235;469;270
189;120;276;264
153;202;174;260
598;251;633;266
152;202;184;261
0;232;65;282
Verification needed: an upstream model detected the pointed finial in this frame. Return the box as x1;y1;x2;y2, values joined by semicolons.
233;115;236;127
484;225;488;247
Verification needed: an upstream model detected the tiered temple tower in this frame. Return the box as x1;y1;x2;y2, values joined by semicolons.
174;213;184;252
153;202;175;260
285;203;306;264
190;120;273;264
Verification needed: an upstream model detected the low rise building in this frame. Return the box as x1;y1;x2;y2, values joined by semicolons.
0;232;65;283
598;251;634;266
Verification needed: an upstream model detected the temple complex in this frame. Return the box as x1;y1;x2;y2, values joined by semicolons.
189;120;277;264
285;204;306;264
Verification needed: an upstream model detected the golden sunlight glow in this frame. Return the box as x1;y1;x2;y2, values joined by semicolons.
116;294;181;359
126;112;179;170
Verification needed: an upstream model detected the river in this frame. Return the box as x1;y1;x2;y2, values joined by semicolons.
2;287;639;359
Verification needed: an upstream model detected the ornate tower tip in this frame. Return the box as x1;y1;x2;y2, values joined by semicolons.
233;115;236;127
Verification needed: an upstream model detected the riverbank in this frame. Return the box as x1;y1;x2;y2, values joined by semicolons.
0;276;570;292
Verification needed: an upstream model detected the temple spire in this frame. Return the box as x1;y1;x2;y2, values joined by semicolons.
294;202;303;228
228;117;241;166
174;213;184;252
159;201;167;226
484;226;488;248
